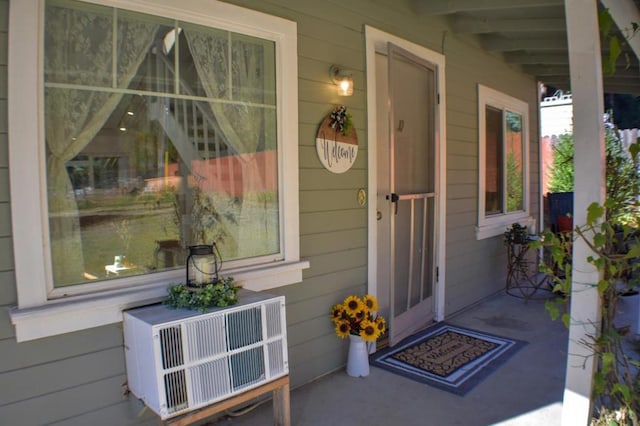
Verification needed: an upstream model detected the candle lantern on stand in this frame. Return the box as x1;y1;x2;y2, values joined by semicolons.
186;244;220;288
165;242;238;312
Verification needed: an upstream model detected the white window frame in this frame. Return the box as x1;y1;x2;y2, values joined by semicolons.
476;85;533;240
8;0;307;342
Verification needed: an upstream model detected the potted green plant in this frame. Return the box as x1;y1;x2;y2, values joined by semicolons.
164;276;239;313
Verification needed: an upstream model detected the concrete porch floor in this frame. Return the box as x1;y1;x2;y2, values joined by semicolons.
209;291;639;426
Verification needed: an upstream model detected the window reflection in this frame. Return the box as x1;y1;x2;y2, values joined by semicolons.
505;111;524;212
45;1;280;287
485;106;503;215
484;107;524;216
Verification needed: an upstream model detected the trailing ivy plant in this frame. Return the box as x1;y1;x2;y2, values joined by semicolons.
164;276;239;313
533;9;640;424
532;134;640;426
599;9;639;76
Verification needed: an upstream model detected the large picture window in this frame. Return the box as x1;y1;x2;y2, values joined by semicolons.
9;0;303;341
46;1;280;288
477;85;531;239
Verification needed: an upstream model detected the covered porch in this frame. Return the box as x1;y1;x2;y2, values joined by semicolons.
207;291;638;425
363;1;640;424
149;1;639;424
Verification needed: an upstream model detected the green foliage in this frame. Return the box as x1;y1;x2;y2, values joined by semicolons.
561;313;570;329
587;202;606;225
606;36;622;76
547;129;640;225
506;152;523;212
544;298;563;321
504;223;529;245
536;202;640;422
142;183;237;253
190;187;233;246
591;407;639;426
506;112;522;132
343;112;353;137
599;8;637;76
329;105;353;137
599;8;615;39
547;134;574;193
605;134;640;225
630;140;640;160
164;276;239;313
589;15;640;417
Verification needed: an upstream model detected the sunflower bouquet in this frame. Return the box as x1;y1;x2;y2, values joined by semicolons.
330;294;386;342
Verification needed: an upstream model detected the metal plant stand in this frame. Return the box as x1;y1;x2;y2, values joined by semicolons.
505;227;550;300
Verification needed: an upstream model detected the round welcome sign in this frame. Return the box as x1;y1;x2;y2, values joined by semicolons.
316;106;358;174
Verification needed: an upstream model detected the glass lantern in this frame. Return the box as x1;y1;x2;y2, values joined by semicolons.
186;244;219;287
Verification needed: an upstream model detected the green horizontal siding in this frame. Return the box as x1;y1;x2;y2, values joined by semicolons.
0;347;125;406
0;0;541;423
0;325;124;374
1;376;151;426
300;209;366;235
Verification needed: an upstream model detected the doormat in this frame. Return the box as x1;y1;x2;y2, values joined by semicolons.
369;323;527;395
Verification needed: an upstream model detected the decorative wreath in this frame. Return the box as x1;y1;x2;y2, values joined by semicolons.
329;105;353;136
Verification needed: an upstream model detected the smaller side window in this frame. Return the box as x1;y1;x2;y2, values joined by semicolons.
477;85;531;240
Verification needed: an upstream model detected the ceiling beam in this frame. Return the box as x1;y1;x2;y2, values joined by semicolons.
524;65;571;76
504;52;569;64
604;78;640;87
412;0;563;16
452;15;566;34
602;82;640;94
540;78;571;87
524;64;640;77
539;78;640;94
506;51;638;66
481;34;567;51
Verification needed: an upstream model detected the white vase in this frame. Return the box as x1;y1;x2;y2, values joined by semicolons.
346;334;370;377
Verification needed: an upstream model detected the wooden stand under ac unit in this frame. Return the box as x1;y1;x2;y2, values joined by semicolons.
161;375;290;426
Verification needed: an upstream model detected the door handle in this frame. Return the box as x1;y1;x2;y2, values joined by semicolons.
386;193;399;215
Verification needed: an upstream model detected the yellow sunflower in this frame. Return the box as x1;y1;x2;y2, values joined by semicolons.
343;295;364;317
363;294;379;312
330;304;344;323
335;320;351;338
375;316;386;334
359;319;379;342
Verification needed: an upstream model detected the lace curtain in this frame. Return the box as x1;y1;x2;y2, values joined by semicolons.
45;4;157;285
185;28;278;257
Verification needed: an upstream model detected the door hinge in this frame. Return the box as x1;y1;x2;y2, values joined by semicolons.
436;267;439;281
437;93;440;105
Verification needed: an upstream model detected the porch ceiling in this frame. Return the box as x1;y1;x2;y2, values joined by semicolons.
411;0;640;95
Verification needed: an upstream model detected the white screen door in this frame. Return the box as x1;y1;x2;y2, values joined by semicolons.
385;43;438;345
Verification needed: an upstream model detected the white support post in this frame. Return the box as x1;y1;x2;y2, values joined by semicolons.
562;1;606;425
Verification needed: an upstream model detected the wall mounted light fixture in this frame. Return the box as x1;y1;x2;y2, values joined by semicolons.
330;65;354;96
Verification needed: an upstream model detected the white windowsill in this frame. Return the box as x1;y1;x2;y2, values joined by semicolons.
10;260;309;342
475;214;535;240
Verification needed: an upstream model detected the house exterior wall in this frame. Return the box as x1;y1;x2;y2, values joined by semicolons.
0;0;539;424
446;55;540;312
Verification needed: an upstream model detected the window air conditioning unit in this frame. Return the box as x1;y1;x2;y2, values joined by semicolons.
123;289;288;420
